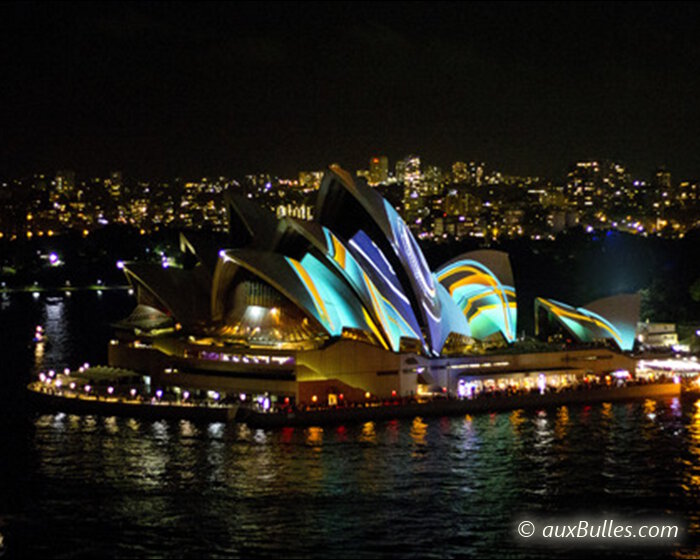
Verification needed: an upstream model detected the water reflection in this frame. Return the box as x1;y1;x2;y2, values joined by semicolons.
359;421;377;444
645;398;658;420
253;429;268;445
554;405;570;440
1;292;10;310
305;426;323;447
384;419;400;445
152;420;170;442
460;414;479;453
179;420;197;439
104;416;119;435
533;410;553;451
5;290;136;378
601;401;613;422
682;399;700;536
207;422;224;439
19;396;699;558
409;417;428;447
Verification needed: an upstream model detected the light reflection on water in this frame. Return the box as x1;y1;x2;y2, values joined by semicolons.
683;401;700;535
0;291;699;557
13;396;700;557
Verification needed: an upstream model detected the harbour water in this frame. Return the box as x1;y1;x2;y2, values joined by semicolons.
1;291;699;558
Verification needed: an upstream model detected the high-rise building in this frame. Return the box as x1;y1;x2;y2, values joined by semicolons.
678;181;698;205
452;161;485;186
106;171;123;200
649;166;673;216
653;167;672;190
423;165;444;195
468;162;485;187
55;170;75;194
566;160;627;210
566;161;599;209
452;162;468;184
396;155;421;188
298;171;324;190
368;156;389;186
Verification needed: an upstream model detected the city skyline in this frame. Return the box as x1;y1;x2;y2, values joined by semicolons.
0;154;693;184
2;2;700;179
2;152;697;248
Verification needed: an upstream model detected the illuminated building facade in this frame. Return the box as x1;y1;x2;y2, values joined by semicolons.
535;294;640;351
110;166;642;405
396;155;421;189
436;250;517;344
452;161;468;184
368;156;389;186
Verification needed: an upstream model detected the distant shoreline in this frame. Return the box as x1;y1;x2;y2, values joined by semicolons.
1;285;130;294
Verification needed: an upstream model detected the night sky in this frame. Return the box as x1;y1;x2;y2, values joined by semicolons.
2;2;699;180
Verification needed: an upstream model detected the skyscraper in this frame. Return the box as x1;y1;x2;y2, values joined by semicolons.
452;161;468;184
368;156;389;186
55;170;75;194
468;162;485;187
396;155;421;188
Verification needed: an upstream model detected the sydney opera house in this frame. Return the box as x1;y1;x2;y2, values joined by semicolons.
109;166;641;406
